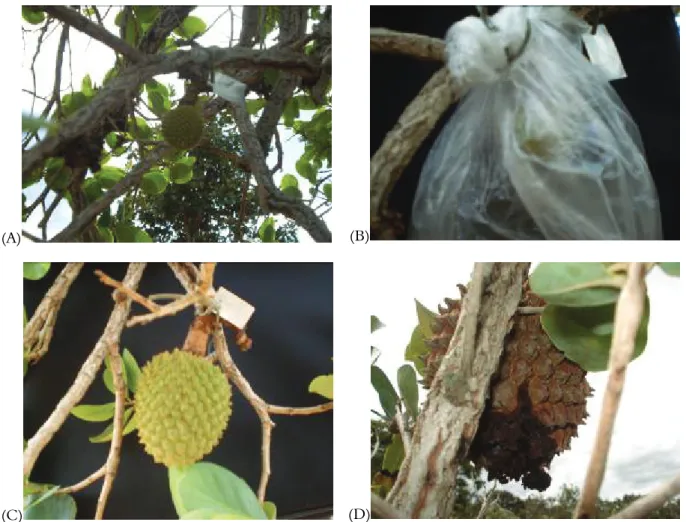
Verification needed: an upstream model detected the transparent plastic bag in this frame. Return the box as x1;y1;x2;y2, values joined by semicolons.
410;6;662;240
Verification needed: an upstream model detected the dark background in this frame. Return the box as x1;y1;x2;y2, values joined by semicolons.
370;6;680;240
24;262;333;519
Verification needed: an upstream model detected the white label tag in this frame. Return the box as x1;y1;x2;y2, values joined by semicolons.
581;24;627;81
214;287;255;330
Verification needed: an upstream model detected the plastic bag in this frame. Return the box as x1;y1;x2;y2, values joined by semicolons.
410;6;662;240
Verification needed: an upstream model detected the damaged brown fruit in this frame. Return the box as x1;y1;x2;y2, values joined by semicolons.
421;278;593;491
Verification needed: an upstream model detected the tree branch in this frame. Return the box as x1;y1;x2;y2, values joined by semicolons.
575;263;648;518
42;6;146;63
370;67;459;221
385;263;529;518
609;474;680;519
22;46;320;180
370;28;445;61
231;102;331;242
23;263;146;478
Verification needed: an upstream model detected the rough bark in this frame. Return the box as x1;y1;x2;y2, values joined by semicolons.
385;263;529;518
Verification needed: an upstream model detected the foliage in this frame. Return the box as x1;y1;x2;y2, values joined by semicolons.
132;112;297;242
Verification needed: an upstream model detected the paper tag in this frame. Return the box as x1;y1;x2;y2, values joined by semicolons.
213;287;255;330
210;72;247;104
581;25;627;81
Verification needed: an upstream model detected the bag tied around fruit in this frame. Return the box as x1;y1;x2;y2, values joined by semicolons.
410;6;663;240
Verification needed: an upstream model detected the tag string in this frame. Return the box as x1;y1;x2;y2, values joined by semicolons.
475;6;532;64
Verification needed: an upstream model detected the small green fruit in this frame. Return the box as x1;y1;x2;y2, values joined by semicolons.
161;105;204;150
135;349;231;467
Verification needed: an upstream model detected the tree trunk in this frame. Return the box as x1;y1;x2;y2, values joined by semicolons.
386;262;530;518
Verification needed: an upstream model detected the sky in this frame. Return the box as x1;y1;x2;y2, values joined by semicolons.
370;262;681;501
21;7;329;242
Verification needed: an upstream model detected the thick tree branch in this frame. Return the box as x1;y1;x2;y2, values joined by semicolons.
386;263;529;518
231;103;331;242
370;28;445;61
370;67;459;220
23;263;146;478
575;263;648;518
22;46;320;179
42;6;146;63
137;6;195;55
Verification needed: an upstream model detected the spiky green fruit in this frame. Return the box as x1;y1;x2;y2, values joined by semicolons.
135;349;231;467
161;105;204;150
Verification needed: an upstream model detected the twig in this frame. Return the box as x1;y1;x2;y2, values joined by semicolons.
168;262;201;293
37;192;64;230
476;482;499;519
57;464;107;494
24;185;52;220
269;127;283;175
44;6;146;63
370;67;459;220
24;263;84;363
126;294;198;327
95;345;126;519
212;327;275;502
370;28;445;61
516;306;545;315
267;402;333;415
94;269;161;313
610;474;680;518
23;263;146;478
22;230;45;243
199;262;216;293
371;494;407;519
574;263;648;518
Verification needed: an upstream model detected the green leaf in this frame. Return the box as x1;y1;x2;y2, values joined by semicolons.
245;98;266;115
81;75;93;97
124;16;140;46
88;408;135;443
170;162;194;184
323;183;332;202
295;156;316;184
530;263;624;307
541;298;650;372
148;90;167;117
141;170;169;196
24;491;76;520
279;174;302;199
258;218;276;243
134;5;160;23
371;365;399;419
134;228;154;242
293;95;317;110
23;7;46;24
145;79;169;97
404;326;428;376
121;348;141;393
71;403;116;422
371;316;385;333
415;299;438;338
659;263;679;277
45;165;73;191
97;226;114;243
308;374;333;399
24;263;51;280
82;177;103;204
103;352;128;394
397;365;419;422
169;462;267;519
177;15;207;39
263;501;277;520
282;98;300;127
382;434;404;473
95;166;125;189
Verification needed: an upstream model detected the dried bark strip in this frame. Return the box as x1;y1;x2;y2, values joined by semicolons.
370;28;445;61
24;263;84;362
610;474;680;519
370;67;459;219
386;263;529;518
23;263;146;478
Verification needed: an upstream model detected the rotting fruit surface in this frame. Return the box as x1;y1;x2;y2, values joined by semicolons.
422;279;593;491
